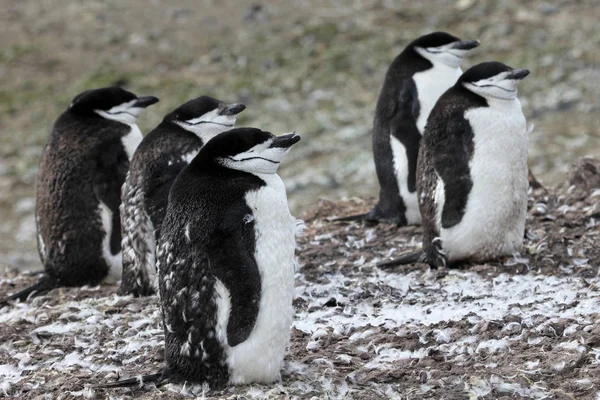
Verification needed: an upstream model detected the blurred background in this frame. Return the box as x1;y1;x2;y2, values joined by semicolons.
1;0;598;273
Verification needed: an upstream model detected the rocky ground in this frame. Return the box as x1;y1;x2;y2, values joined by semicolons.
0;158;598;399
1;0;599;275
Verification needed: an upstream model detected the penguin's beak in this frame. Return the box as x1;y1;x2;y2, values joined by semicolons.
133;96;160;108
506;69;531;80
452;39;480;50
220;103;246;116
270;133;301;149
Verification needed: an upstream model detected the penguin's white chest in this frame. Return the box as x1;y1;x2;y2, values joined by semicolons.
389;136;421;224
98;203;123;282
437;100;528;261
413;65;462;133
121;123;143;160
100;124;142;282
218;173;296;384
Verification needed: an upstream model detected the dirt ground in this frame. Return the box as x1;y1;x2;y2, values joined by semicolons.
0;158;598;400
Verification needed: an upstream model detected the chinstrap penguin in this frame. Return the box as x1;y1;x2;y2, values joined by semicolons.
99;128;301;391
119;96;246;297
378;62;530;269
1;87;158;304
337;32;479;225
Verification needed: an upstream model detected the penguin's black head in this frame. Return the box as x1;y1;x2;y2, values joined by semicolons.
194;127;301;174
69;86;159;123
165;96;246;142
410;31;480;68
460;61;530;100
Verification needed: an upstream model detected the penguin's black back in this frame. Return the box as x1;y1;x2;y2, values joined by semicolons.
129;121;203;231
36;111;130;286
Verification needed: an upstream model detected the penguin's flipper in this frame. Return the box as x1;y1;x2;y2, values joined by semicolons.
1;274;57;304
208;205;262;347
94;140;130;255
369;78;419;226
145;167;182;230
425;113;475;230
376;251;422;269
396;78;421;194
95;372;165;389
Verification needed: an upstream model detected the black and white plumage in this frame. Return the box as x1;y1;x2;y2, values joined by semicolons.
379;62;530;268
101;128;301;390
337;32;479;225
2;87;158;303
119;96;245;297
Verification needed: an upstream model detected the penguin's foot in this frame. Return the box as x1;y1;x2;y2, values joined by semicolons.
117;284;155;298
435;266;449;279
426;238;448;268
376;250;422;269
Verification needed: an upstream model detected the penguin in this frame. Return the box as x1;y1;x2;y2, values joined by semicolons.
119;96;246;297
378;62;530;269
98;128;301;391
337;32;479;225
1;87;158;303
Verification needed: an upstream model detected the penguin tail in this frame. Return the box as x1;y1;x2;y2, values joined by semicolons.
527;168;546;191
331;208;406;225
331;208;383;223
1;274;57;305
95;371;167;389
331;212;372;222
22;269;45;277
377;251;422;269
